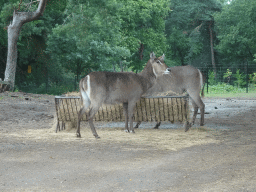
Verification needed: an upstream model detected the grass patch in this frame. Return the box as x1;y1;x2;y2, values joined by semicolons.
205;91;256;98
204;83;256;98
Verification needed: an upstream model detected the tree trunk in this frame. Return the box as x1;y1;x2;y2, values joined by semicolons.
4;0;47;90
139;42;144;61
120;61;123;72
209;21;217;78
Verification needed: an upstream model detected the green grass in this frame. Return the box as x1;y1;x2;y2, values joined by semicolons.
16;82;77;95
205;92;256;98
204;83;256;98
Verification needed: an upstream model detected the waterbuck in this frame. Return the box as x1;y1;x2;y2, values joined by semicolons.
76;52;170;138
135;65;205;131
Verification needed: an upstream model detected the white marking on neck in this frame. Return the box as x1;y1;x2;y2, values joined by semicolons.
86;75;91;100
152;67;157;77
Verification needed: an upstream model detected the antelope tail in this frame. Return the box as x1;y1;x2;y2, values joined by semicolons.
80;75;91;109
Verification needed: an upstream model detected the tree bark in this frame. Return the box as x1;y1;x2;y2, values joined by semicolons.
4;0;47;90
139;42;144;61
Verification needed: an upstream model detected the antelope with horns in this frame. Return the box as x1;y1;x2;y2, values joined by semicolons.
135;65;205;131
76;52;169;138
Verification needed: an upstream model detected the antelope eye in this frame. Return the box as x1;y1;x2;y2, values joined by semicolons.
157;60;162;65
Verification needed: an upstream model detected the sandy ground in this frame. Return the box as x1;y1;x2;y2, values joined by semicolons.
0;92;256;192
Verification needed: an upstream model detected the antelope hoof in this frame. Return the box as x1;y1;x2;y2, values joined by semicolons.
200;123;204;126
76;132;81;138
129;130;135;133
124;129;129;133
94;135;100;139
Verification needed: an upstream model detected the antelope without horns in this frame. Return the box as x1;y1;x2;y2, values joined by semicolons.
136;65;205;131
76;52;169;138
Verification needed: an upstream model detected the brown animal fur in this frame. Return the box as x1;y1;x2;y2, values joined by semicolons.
136;65;205;130
76;52;169;138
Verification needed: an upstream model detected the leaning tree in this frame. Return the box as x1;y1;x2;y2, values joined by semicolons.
3;0;47;90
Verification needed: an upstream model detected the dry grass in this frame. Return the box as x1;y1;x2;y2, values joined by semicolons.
5;122;218;151
65;91;185;97
65;91;80;96
40;91;218;151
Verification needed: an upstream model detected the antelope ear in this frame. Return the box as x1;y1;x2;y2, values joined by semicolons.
160;54;165;62
150;52;156;60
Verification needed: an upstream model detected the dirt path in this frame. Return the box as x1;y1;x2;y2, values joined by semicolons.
0;92;256;191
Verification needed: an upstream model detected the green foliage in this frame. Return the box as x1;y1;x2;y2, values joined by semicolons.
208;82;246;94
1;0;256;95
248;72;256;89
165;0;221;66
47;0;131;74
16;62;76;95
214;0;256;63
47;0;170;74
14;87;19;92
249;72;256;84
233;69;246;88
0;0;68;94
223;68;232;78
166;27;190;66
223;68;232;83
208;70;216;85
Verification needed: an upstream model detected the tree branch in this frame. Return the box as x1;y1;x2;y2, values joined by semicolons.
17;0;41;11
26;0;40;10
4;0;48;89
13;0;47;25
17;0;22;11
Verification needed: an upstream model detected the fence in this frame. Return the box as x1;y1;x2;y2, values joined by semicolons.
197;65;256;94
55;95;190;132
14;64;256;95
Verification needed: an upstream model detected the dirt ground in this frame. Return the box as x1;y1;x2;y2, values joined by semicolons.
1;91;256;192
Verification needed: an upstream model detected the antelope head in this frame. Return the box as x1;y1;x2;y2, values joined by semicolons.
150;52;169;76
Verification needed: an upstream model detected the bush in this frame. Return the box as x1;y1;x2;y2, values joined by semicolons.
208;82;246;94
208;70;216;85
233;69;246;88
223;69;232;84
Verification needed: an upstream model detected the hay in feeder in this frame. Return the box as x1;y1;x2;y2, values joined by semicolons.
55;94;189;132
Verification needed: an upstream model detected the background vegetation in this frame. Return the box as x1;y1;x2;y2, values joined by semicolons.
0;0;256;95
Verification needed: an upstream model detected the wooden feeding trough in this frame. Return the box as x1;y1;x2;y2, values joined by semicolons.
54;95;190;132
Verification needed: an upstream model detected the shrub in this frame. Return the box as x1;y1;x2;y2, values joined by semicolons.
208;82;246;94
223;69;232;84
208;70;216;85
233;69;246;88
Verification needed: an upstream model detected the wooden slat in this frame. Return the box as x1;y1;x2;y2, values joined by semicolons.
54;96;189;123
